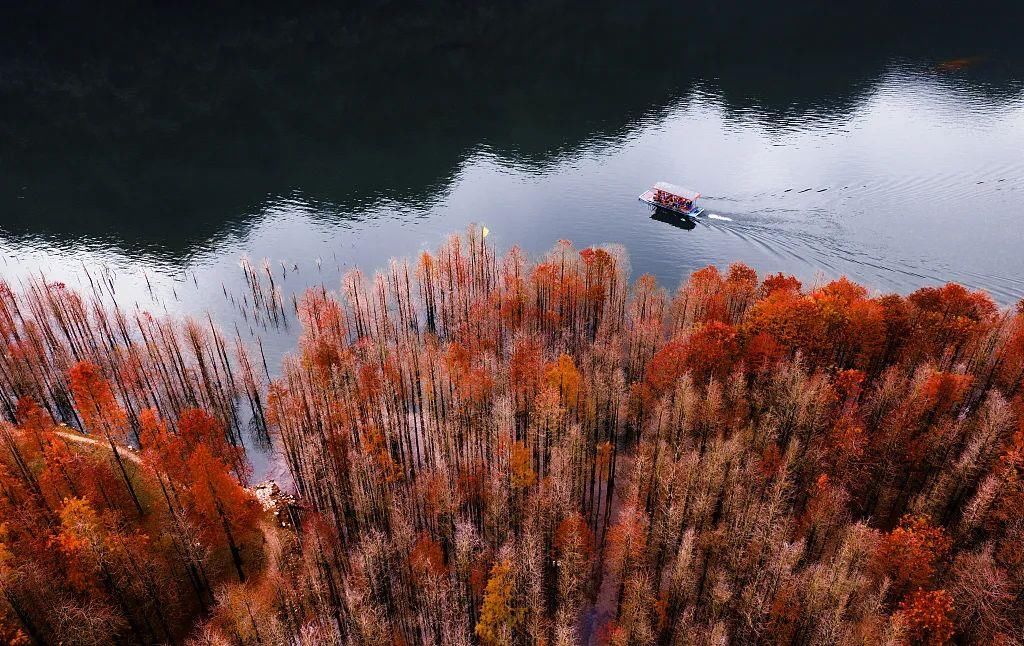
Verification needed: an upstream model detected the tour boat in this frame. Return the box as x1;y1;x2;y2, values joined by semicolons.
639;182;705;217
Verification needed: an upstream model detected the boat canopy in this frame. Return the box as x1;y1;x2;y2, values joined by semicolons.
653;182;700;201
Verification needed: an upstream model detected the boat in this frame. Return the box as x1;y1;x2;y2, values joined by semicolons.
639;182;705;217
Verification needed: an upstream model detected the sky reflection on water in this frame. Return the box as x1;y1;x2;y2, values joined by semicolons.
2;2;1024;370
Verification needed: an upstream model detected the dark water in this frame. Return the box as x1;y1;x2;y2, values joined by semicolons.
3;1;1024;352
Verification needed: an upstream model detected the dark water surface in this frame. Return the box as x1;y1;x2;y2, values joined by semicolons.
3;1;1024;361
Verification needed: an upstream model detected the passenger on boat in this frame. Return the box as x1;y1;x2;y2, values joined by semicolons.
655;191;689;212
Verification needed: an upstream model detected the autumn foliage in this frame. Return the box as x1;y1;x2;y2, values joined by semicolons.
3;229;1024;643
0;280;267;643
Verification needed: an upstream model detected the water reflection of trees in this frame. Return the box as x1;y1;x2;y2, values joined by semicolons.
0;0;1020;254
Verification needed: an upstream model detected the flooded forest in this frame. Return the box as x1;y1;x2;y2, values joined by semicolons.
1;230;1023;644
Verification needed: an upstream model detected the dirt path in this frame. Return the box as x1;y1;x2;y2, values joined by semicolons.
55;427;142;464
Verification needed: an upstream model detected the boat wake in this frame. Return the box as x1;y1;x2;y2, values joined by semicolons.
707;213;733;221
704;213;1024;304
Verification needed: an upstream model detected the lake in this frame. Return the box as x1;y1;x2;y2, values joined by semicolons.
3;0;1024;371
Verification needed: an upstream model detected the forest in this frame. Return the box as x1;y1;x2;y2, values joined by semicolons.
1;229;1023;644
